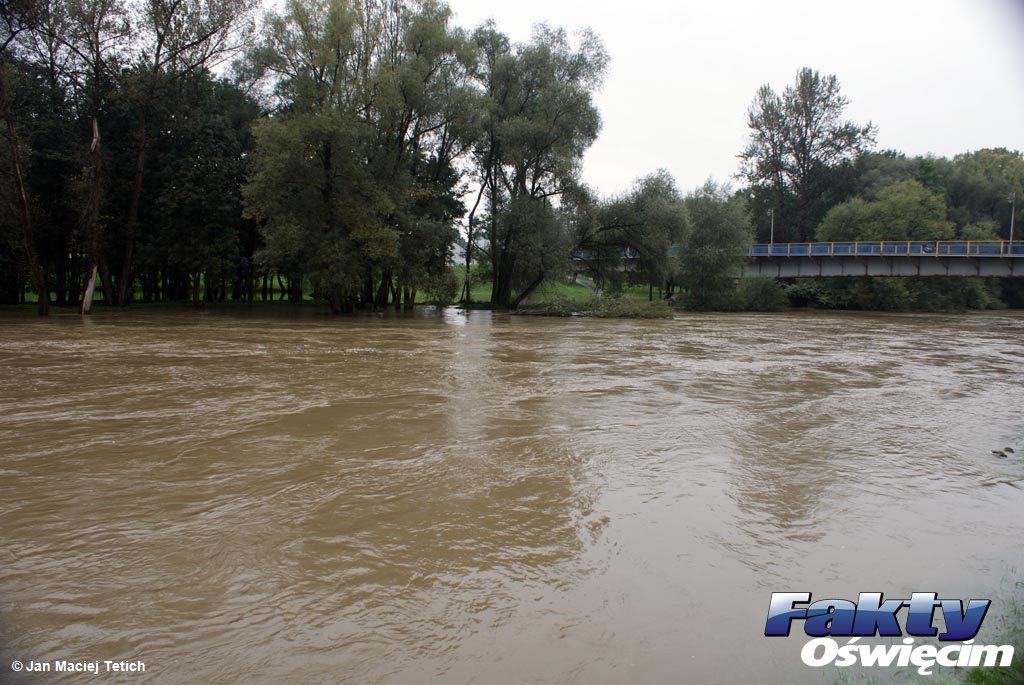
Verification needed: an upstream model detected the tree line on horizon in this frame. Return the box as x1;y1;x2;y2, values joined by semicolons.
1;0;1022;316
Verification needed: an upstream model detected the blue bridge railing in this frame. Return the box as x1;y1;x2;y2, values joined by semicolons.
574;241;1023;262
748;241;1024;258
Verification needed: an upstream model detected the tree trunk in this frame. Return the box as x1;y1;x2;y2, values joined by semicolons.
362;273;374;308
2;89;48;315
289;275;303;302
510;271;545;310
117;114;148;306
492;247;516;309
375;269;391;309
80;264;98;314
80;117;104;312
461;182;486;303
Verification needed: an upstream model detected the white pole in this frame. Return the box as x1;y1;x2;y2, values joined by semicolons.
770;207;775;245
1010;194;1015;248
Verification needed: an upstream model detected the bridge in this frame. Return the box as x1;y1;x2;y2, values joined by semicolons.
742;241;1023;278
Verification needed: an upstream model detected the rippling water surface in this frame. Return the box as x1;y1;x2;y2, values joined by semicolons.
2;309;1023;684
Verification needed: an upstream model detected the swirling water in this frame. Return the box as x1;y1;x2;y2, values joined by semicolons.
1;308;1023;683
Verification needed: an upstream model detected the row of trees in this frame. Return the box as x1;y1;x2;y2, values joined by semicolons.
243;2;616;311
736;67;1022;310
3;0;646;313
739;67;1021;248
1;0;258;315
2;0;1021;315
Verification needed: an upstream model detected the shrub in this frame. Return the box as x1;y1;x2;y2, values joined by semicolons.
736;276;787;311
424;267;460;306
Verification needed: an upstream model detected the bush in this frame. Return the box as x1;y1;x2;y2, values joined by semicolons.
784;277;1004;312
673;277;786;312
424;267;460;306
735;276;788;311
786;279;841;309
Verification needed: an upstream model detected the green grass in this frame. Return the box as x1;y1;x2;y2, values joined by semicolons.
527;279;595;302
10;271;657;313
451;270;671;317
459;279;586;306
516;293;673;318
453;263;657;308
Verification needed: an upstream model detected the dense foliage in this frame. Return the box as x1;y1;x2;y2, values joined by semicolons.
1;3;1021;314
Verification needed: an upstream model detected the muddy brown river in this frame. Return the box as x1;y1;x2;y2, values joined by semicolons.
1;309;1023;684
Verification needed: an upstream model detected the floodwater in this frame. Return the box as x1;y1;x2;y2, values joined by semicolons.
1;308;1023;684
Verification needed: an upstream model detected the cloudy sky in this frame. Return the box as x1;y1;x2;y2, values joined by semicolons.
444;0;1024;198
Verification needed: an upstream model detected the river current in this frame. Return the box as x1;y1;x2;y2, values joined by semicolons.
1;309;1023;683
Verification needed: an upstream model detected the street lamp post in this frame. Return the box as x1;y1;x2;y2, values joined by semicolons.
770;207;775;245
1010;193;1016;250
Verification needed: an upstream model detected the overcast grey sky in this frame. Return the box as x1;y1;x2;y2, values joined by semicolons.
445;0;1024;197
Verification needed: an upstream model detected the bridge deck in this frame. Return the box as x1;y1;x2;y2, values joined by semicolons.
572;242;1023;277
748;240;1024;258
743;241;1022;278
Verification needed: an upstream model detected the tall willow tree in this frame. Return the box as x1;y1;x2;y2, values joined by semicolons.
243;0;478;312
573;170;688;296
469;23;607;309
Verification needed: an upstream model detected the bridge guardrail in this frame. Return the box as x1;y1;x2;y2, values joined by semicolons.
748;241;1024;257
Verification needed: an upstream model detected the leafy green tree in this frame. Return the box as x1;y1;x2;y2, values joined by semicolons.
2;12;83;313
678;181;751;310
812;179;995;312
575;169;687;297
960;220;1000;241
145;75;259;304
815;197;877;242
873;180;954;240
740;68;876;241
470;22;607;308
135;0;253;303
832;150;953;203
946;148;1023;237
817;179;952;241
244;0;475;312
